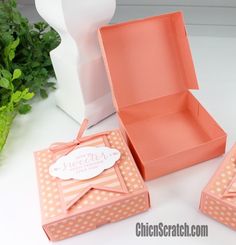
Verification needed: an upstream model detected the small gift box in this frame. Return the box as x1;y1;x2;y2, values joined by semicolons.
34;120;150;241
200;144;236;230
98;11;227;180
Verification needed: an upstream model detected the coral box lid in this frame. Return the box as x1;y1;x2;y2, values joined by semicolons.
99;12;199;110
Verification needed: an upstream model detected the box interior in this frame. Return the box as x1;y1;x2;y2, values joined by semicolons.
99;12;225;167
119;91;225;163
99;12;198;110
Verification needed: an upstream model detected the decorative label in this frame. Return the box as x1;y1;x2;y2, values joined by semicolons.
49;146;121;180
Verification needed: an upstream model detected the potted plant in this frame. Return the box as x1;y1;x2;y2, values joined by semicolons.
0;0;60;151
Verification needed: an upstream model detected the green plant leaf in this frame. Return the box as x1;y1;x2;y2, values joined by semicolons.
0;0;60;152
9;0;17;8
8;49;15;61
12;69;22;80
11;91;22;103
18;103;32;114
0;77;9;89
23;91;34;100
11;37;20;49
40;88;48;99
1;69;12;80
31;61;40;68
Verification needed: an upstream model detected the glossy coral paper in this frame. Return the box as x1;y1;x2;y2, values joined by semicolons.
99;12;227;180
34;130;150;241
200;144;236;230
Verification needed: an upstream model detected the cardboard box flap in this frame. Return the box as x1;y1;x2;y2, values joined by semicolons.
99;12;198;110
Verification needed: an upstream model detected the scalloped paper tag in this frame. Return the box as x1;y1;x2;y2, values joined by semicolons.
49;146;121;180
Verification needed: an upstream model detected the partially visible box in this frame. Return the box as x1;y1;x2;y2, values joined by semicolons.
200;144;236;230
98;12;227;180
34;129;150;241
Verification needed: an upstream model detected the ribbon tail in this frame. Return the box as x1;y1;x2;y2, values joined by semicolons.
65;186;128;211
76;119;89;139
65;187;91;211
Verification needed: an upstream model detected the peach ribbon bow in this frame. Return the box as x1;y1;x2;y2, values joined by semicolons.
49;119;108;156
49;119;125;211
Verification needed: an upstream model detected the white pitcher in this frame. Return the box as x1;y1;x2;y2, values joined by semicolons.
35;0;116;126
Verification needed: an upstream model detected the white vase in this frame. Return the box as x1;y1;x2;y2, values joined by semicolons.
35;0;116;126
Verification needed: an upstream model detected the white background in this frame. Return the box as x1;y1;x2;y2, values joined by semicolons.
1;1;236;244
18;0;236;36
0;35;236;245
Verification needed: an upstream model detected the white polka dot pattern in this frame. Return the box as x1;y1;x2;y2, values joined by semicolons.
45;193;149;241
200;194;236;230
200;144;236;230
208;157;236;205
34;130;150;241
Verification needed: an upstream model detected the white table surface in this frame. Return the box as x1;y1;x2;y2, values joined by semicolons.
0;36;236;245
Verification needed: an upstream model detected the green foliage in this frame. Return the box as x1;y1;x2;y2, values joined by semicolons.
0;0;60;151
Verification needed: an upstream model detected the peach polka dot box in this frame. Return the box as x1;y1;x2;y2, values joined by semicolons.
200;144;236;230
34;119;150;241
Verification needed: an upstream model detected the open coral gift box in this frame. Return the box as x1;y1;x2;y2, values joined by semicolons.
34;120;150;241
99;12;227;180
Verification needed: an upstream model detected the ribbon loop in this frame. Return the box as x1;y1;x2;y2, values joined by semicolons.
49;118;108;156
48;119;117;211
